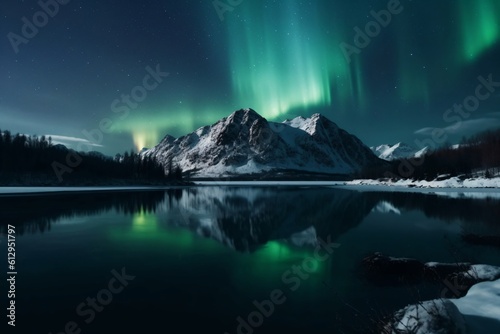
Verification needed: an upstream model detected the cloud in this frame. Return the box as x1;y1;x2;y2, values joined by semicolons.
414;127;434;136
46;135;103;149
414;117;500;137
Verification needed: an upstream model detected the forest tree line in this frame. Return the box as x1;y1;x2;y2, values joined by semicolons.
0;130;182;185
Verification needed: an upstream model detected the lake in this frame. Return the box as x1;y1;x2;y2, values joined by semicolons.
1;186;500;333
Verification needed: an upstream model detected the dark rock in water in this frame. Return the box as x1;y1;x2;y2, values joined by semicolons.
423;262;471;282
361;252;425;285
360;252;500;297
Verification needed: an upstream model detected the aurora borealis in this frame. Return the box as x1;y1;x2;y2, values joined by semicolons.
459;0;500;62
1;0;500;154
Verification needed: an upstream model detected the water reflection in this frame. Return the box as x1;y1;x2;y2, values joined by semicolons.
0;191;166;235
2;187;500;251
109;209;204;251
2;187;500;334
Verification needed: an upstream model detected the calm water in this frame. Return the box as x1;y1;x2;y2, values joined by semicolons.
1;186;500;334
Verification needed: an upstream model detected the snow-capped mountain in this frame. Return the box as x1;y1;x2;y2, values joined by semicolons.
143;108;382;177
370;142;428;161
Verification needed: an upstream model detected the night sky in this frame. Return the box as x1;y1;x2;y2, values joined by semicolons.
1;0;500;155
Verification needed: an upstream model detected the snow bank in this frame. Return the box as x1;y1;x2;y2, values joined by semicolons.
462;264;500;281
347;176;500;189
387;266;500;334
387;300;466;334
341;177;500;199
451;279;500;333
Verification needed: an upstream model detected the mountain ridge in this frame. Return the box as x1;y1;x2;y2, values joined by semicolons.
371;142;428;161
144;108;384;178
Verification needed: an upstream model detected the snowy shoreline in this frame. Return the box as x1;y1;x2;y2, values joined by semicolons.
339;176;500;199
345;176;500;189
196;178;500;199
388;274;500;333
196;176;500;188
0;176;499;196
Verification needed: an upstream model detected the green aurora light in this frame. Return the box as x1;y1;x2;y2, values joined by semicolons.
459;0;500;62
99;0;500;151
108;211;329;282
224;1;367;119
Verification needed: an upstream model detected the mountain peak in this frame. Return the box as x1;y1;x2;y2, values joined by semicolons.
283;113;338;137
310;113;339;127
226;108;264;125
371;142;428;161
230;108;261;117
144;109;381;177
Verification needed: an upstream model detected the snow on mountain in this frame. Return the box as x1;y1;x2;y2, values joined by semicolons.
143;108;382;178
414;146;429;158
371;142;428;161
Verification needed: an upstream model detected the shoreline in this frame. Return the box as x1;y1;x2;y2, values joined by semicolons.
1;180;499;197
0;185;190;196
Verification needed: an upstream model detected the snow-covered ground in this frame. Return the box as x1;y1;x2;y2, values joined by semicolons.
196;175;500;189
196;178;500;199
346;176;500;188
451;279;500;333
197;177;500;188
340;176;500;199
388;265;500;334
1;176;499;196
388;299;466;334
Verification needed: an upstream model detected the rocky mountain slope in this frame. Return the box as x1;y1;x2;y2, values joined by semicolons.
371;142;428;161
143;108;383;178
